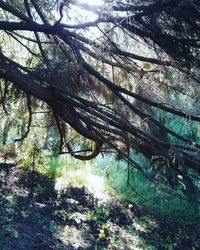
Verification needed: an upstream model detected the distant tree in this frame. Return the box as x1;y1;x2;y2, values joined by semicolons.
0;0;200;184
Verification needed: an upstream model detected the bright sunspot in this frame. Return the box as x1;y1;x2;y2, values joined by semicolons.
78;0;104;7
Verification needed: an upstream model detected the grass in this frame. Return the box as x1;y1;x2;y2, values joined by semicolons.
94;154;200;225
0;162;200;249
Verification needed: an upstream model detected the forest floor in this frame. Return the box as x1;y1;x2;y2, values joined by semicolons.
0;162;200;250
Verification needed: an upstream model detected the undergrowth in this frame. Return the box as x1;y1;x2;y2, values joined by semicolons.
95;154;200;226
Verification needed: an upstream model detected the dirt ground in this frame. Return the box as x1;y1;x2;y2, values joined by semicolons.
0;163;200;250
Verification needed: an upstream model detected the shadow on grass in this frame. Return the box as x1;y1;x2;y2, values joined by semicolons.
0;163;71;249
0;162;200;250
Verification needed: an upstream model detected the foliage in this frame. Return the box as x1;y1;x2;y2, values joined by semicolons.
0;0;200;202
95;155;200;222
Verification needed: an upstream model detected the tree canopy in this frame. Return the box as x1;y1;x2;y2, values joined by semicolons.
0;0;200;186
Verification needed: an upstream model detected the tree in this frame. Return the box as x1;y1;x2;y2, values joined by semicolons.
0;0;200;185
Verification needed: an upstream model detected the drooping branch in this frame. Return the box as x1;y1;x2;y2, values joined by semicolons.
66;141;103;160
0;0;200;181
14;94;32;142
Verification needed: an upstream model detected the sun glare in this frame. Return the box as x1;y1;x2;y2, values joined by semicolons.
73;0;105;28
79;0;104;7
